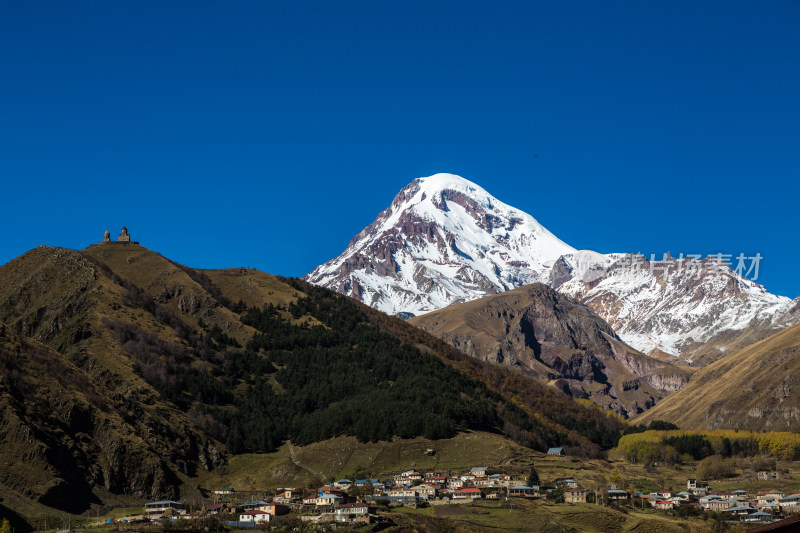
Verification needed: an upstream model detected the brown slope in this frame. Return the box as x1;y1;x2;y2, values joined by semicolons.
0;242;627;526
409;283;693;418
635;323;800;431
0;244;320;520
0;247;227;510
81;243;255;344
0;323;194;520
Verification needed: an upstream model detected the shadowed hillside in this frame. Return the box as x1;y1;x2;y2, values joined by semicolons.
0;243;627;526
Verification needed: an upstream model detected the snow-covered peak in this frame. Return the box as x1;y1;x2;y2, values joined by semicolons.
306;173;796;361
412;173;493;207
307;173;576;315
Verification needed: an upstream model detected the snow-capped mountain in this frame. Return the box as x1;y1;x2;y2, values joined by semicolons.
551;252;794;362
306;173;796;361
307;173;575;315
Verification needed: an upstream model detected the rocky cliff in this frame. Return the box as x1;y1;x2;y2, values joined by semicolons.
410;284;692;418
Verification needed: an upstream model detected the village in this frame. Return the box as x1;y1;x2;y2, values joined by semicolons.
113;449;800;529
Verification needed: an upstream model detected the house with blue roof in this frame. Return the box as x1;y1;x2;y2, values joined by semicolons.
334;479;353;489
608;489;630;501
744;511;780;524
240;500;272;513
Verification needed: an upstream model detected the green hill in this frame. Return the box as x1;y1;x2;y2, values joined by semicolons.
0;243;626;528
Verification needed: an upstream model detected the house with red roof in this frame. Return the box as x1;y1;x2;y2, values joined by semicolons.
452;488;483;500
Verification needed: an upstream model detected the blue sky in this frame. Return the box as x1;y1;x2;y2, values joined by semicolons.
1;1;798;298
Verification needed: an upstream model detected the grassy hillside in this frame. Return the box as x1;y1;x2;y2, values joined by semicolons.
636;323;800;431
0;244;628;529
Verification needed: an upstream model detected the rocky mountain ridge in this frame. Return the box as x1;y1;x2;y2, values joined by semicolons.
409;283;692;418
307;173;796;361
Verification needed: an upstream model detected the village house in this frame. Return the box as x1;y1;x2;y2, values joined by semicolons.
144;501;186;518
490;473;512;486
265;502;289;516
241;500;270;511
239;510;271;524
565;489;588;504
607;489;630;502
667;496;690;507
414;484;437;500
334;503;370;523
428;475;448;487
699;495;722;508
334;479;353;490
706;499;737;512
757;470;781;481
655;500;674;511
687;478;710;494
470;467;488;477
562;479;579;489
758;493;785;506
779;493;800;512
397;470;423;484
274;489;302;504
425;470;449;481
452;488;483;500
758;503;782;515
388;488;418;499
744;511;781;524
547;447;565;456
213;488;235;496
448;478;465;490
316;493;343;507
724;505;756;517
509;486;537;498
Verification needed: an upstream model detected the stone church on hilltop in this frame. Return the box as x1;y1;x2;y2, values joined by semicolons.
99;226;138;244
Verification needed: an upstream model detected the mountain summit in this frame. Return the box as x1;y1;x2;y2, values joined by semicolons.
307;173;796;361
306;173;575;316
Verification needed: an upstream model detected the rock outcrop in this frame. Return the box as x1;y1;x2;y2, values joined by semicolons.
410;284;692;418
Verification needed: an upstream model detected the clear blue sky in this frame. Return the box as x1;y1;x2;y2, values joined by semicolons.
1;1;798;298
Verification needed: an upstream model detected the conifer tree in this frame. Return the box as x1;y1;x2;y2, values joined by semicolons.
526;464;540;487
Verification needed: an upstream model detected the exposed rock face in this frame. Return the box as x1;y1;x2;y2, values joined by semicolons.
410;284;692;418
307;173;796;362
